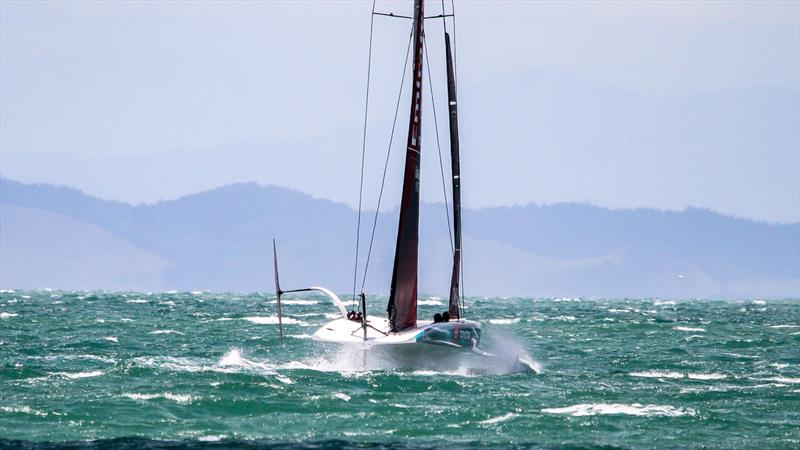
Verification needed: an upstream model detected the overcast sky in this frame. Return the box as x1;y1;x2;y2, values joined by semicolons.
1;1;798;223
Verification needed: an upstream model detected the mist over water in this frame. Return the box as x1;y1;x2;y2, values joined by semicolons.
1;290;798;448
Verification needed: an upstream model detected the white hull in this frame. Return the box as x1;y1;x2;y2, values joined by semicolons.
312;317;422;345
312;316;482;349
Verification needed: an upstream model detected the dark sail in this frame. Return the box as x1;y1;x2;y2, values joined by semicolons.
445;32;462;319
387;0;425;332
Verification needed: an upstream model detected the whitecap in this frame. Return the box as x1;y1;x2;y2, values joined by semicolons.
270;299;319;305
488;318;521;325
149;330;184;335
552;315;576;321
197;435;226;442
287;334;312;339
0;312;18;319
242;316;307;326
0;289;15;294
334;392;351;401
479;412;516;424
542;403;695;417
0;406;48;416
191;291;203;295
766;376;800;384
417;300;443;306
752;300;766;305
673;326;706;332
687;373;726;380
126;299;148;304
54;370;103;380
122;393;194;404
769;325;799;329
629;371;684;379
103;336;118;343
275;375;294;385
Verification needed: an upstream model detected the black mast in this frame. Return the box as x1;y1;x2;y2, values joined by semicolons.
445;32;462;319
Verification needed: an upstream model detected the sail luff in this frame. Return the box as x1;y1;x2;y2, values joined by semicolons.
445;32;462;319
387;0;425;332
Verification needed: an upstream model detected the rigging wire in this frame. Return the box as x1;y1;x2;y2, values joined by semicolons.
359;27;416;293
422;34;454;255
352;0;378;309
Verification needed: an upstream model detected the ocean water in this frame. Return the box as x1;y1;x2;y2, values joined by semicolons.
1;290;798;449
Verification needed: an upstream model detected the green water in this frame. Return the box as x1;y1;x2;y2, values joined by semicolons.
1;290;798;448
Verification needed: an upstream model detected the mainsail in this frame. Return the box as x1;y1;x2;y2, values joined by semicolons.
387;0;425;332
445;32;462;319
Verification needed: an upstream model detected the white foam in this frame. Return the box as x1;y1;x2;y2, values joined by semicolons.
772;363;789;369
275;375;294;385
191;291;203;295
54;370;103;380
0;289;15;294
417;300;443;306
150;329;184;335
218;348;245;366
479;412;516;424
270;299;319;305
629;371;684;379
674;326;706;332
766;376;800;384
488;318;521;325
552;315;577;321
122;393;194;404
0;405;48;416
542;403;695;417
197;435;226;442
103;336;118;343
687;373;727;380
31;354;116;364
126;299;148;304
769;325;799;329
287;334;312;339
334;392;351;401
242;316;307;325
752;300;766;305
0;312;18;319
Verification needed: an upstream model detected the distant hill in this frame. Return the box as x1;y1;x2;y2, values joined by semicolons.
1;178;797;298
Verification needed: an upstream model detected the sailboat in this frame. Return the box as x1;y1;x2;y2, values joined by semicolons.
272;0;481;351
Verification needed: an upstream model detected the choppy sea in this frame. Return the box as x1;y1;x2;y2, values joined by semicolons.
1;290;798;449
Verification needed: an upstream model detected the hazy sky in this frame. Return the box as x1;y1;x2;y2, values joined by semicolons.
1;1;799;222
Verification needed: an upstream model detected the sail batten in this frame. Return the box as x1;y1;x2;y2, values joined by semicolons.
445;32;462;319
387;0;425;332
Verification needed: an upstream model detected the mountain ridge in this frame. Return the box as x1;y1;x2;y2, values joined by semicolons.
1;177;797;298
